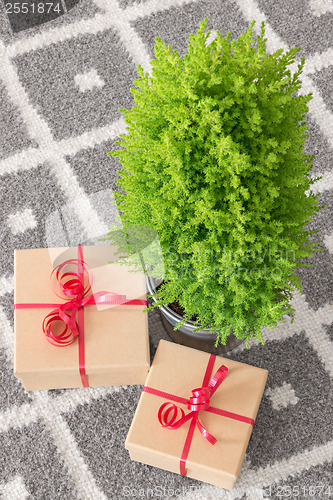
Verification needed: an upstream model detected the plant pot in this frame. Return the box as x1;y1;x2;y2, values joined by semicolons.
146;276;245;354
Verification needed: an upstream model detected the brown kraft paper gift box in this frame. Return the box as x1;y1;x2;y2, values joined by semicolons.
125;340;268;490
14;245;150;390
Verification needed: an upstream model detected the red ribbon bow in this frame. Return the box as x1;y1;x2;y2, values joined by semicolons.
14;246;147;387
143;354;254;476
158;364;228;448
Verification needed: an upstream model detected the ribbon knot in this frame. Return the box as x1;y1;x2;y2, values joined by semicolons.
42;254;91;348
187;386;211;412
157;362;230;472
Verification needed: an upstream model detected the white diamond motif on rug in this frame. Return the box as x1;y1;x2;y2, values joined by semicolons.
266;382;300;411
74;69;105;92
309;0;333;17
323;233;333;253
0;475;30;500
205;30;217;46
7;208;37;235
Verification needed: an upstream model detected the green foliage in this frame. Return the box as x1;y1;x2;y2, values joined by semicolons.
107;20;322;346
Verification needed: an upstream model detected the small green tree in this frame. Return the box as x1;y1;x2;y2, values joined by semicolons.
108;20;322;346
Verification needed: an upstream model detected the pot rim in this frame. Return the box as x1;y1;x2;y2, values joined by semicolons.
145;274;214;336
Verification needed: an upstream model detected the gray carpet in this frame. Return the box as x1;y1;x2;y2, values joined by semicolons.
0;0;332;499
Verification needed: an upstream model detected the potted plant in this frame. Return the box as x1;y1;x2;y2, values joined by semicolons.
107;20;321;353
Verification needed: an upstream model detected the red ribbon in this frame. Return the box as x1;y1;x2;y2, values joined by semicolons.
14;246;148;387
143;354;254;476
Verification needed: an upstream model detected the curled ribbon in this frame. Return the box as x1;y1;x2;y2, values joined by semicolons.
158;364;228;448
143;354;254;476
14;246;148;387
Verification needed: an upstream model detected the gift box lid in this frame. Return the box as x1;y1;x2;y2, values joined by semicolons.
14;245;149;380
125;340;268;488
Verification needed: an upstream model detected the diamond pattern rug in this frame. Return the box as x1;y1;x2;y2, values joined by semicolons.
0;1;332;499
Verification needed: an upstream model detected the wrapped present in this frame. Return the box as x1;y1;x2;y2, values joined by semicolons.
125;340;268;490
14;245;150;390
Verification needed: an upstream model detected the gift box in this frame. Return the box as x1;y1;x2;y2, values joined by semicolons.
125;340;268;490
14;245;150;390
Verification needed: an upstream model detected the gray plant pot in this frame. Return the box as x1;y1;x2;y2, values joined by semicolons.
146;276;245;354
